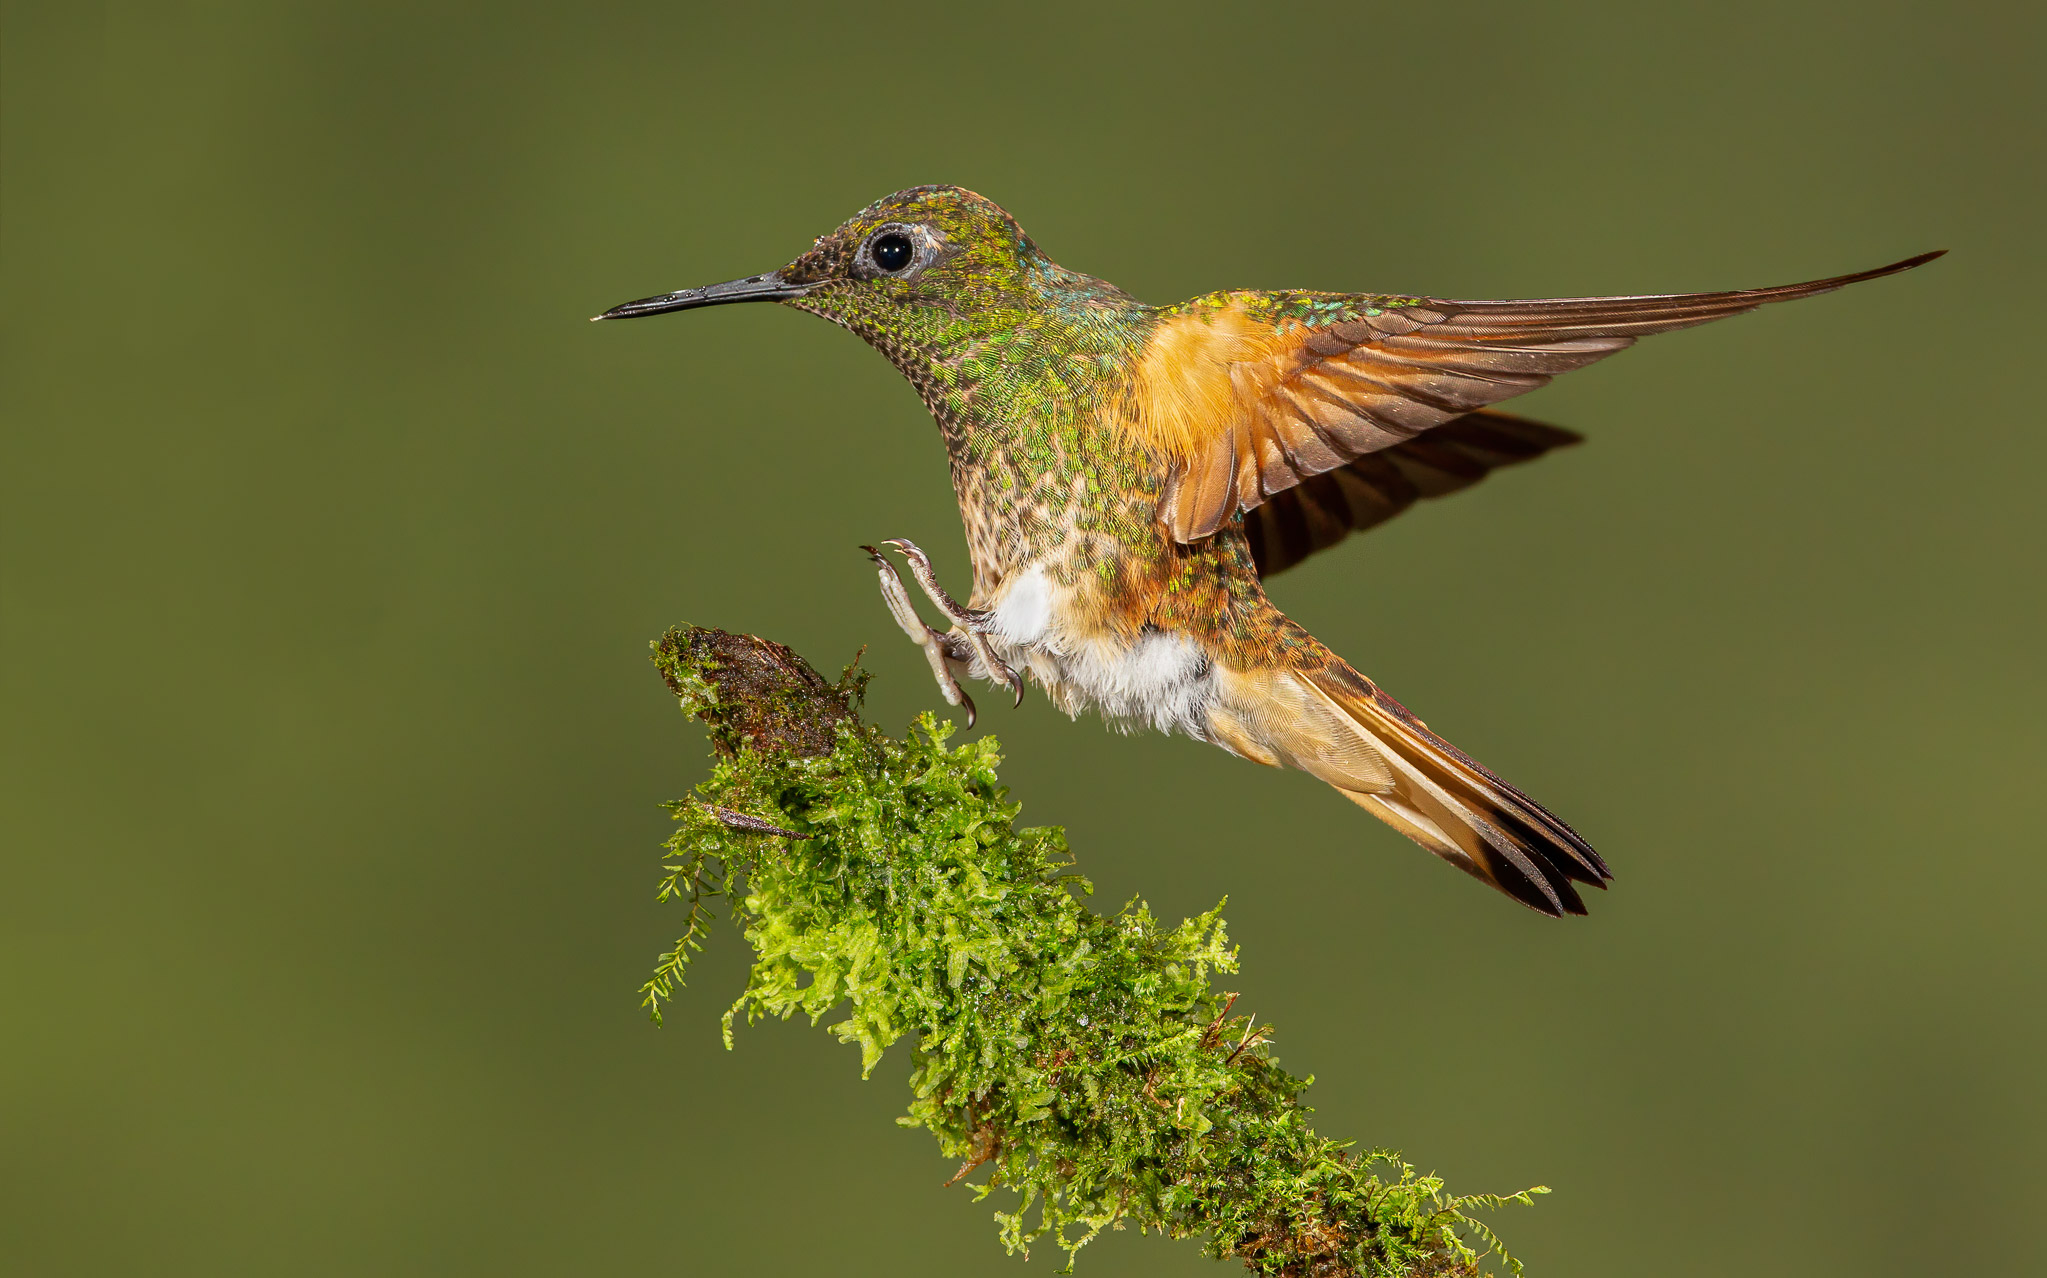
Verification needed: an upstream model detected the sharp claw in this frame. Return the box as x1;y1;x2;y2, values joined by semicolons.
952;628;1022;711
987;649;1022;705
961;690;977;730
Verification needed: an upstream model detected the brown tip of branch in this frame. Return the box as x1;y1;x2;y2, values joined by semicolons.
652;626;857;759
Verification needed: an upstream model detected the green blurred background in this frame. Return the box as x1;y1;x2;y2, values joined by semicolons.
5;2;2041;1274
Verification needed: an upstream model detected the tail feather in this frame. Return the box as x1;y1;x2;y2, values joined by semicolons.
1207;658;1609;916
1310;661;1609;915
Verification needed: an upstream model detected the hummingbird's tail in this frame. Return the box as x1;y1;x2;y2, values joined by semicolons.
1207;658;1611;915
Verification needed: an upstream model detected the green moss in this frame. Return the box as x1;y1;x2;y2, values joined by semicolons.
643;627;1542;1276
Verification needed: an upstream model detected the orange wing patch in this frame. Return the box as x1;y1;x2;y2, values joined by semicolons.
1116;297;1294;542
1119;297;1265;462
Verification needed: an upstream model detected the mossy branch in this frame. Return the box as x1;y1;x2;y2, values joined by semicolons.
642;626;1544;1277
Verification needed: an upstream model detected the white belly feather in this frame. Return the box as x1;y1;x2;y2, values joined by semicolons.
978;564;1218;738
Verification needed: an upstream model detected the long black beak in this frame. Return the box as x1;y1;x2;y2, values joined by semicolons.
589;271;810;322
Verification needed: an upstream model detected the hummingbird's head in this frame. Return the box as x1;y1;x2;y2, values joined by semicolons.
594;186;1115;349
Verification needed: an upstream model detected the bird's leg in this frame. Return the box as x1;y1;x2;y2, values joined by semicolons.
865;545;981;727
879;539;1024;709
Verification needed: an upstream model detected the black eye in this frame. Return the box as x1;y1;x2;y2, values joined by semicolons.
872;232;913;273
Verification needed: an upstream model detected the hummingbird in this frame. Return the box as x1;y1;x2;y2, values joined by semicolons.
596;186;1939;917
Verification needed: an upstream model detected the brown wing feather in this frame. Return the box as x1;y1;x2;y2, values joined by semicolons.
1242;409;1582;578
1166;250;1943;540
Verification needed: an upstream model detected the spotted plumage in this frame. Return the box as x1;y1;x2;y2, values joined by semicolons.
597;185;1939;916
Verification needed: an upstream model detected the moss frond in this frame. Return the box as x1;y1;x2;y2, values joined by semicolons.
643;627;1542;1276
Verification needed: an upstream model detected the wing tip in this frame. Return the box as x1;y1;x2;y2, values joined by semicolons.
1895;247;1948;271
1843;248;1946;286
1456;408;1587;450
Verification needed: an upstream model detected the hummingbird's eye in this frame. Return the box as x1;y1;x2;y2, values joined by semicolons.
871;233;914;273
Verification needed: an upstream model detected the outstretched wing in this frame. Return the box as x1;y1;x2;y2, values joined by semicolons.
1242;409;1581;578
1140;251;1942;541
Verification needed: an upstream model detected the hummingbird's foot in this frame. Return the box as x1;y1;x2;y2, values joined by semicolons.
879;538;1025;708
864;545;982;727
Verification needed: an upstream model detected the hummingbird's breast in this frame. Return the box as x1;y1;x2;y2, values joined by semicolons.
908;309;1155;589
